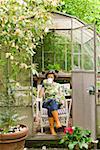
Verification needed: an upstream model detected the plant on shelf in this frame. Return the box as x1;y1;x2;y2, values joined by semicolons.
59;126;98;150
47;64;61;71
0;0;60;149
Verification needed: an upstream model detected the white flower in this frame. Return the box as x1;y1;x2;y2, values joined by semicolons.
16;82;20;87
19;16;25;20
44;27;49;33
52;1;58;6
72;126;75;130
42;146;46;150
50;0;60;6
6;53;11;58
15;29;22;35
17;0;27;6
32;38;36;42
29;92;32;96
44;0;59;6
15;61;19;65
31;44;36;49
61;1;65;5
16;45;19;49
33;45;36;49
12;42;15;47
10;55;14;60
92;140;98;143
20;63;28;69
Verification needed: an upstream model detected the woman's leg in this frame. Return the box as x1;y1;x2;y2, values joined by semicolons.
48;117;56;135
42;99;62;134
47;106;56;135
52;110;62;128
48;100;62;129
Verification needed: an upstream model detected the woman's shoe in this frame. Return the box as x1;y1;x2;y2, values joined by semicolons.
56;126;65;133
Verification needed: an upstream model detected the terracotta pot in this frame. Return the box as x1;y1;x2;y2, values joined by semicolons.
0;124;29;150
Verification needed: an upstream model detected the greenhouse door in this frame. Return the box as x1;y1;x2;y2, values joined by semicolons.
72;71;96;139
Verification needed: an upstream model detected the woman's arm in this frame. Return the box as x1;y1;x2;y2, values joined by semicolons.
39;87;44;98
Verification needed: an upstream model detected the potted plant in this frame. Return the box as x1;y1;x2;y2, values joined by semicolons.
0;0;60;149
0;55;29;150
59;126;98;150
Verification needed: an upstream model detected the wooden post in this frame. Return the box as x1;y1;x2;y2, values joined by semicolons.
71;18;74;70
94;23;97;141
42;39;44;71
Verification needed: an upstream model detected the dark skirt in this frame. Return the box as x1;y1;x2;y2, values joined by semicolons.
42;98;61;117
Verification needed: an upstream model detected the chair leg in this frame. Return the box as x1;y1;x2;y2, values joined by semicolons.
41;127;43;133
40;117;43;133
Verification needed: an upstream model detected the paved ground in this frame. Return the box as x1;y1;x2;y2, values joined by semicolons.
24;146;100;150
24;148;67;150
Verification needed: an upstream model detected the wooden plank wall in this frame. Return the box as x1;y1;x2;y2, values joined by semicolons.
72;71;96;139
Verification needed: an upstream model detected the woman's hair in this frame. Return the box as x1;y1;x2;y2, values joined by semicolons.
45;70;57;79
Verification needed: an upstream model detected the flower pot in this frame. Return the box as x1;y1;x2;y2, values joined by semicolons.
0;124;29;150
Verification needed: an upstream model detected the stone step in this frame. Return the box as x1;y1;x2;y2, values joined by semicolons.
25;134;64;149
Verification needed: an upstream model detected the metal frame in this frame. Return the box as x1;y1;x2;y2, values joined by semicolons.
40;23;96;72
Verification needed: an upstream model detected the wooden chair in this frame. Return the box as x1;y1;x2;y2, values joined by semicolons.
39;98;72;133
33;85;72;133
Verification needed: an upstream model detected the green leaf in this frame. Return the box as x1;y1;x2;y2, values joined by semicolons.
59;138;65;144
68;143;75;150
82;143;88;149
79;142;88;149
31;68;38;76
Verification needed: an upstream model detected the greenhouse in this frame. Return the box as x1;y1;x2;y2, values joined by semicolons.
32;12;100;141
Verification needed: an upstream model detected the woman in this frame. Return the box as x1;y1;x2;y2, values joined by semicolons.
39;70;63;135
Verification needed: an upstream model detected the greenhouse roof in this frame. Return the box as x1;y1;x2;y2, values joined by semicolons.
34;12;100;72
49;12;100;45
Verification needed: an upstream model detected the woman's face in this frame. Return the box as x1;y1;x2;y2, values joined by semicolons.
47;73;54;84
47;73;54;80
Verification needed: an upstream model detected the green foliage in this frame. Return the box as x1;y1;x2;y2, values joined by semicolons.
34;31;94;72
0;0;59;75
58;0;100;33
0;58;18;131
59;126;93;150
0;0;60;131
34;32;72;72
47;64;61;71
0;111;18;131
